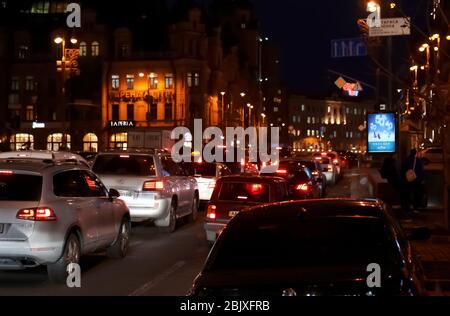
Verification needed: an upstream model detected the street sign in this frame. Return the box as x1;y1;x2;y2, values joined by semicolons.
331;38;367;58
369;17;410;37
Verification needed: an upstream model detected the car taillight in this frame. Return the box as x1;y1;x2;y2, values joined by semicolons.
312;171;319;176
276;169;287;174
208;181;216;189
17;207;57;221
143;180;164;191
333;159;339;164
295;183;310;192
328;164;333;171
206;205;216;220
0;170;13;175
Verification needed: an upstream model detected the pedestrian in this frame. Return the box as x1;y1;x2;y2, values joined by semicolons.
380;156;400;189
401;149;425;214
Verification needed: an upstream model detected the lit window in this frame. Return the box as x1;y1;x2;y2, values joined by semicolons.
111;75;120;90
26;105;34;121
187;73;192;87
241;23;247;29
194;73;200;86
274;107;279;112
10;133;34;151
110;132;128;150
328;106;331;113
126;74;134;90
312;117;315;124
120;43;129;57
165;73;174;89
83;133;98;152
346;107;350;114
297;130;301;136
354;108;357;115
293;116;296;123
307;117;311;124
47;133;71;151
25;76;35;91
307;130;310;136
18;45;29;59
79;42;87;56
149;74;158;89
11;77;20;91
91;41;99;56
301;104;305;111
31;1;49;13
333;131;337;137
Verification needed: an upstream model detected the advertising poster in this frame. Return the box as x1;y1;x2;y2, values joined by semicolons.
367;113;396;153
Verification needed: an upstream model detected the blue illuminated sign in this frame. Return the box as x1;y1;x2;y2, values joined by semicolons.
367;113;396;153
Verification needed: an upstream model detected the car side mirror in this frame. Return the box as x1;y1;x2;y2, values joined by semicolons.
109;188;120;200
407;227;431;241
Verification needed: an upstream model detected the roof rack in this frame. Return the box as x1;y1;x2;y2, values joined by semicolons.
0;151;89;167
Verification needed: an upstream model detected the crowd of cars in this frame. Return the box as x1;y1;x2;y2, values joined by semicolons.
0;148;431;296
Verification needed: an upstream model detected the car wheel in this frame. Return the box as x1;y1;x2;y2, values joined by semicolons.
47;233;80;284
107;218;131;259
187;193;199;223
157;202;177;233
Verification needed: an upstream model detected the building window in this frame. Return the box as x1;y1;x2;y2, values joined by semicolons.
312;117;315;124
354;108;357;115
25;105;34;121
10;133;34;151
110;132;127;150
297;130;301;136
307;130;310;136
241;23;247;29
297;116;301;123
164;103;172;121
150;103;158;121
91;41;99;56
25;76;35;91
79;42;87;56
165;74;174;89
18;45;29;59
328;106;331;113
111;75;120;90
126;74;134;90
293;116;296;123
333;131;337;138
127;104;134;121
149;74;158;89
31;1;49;13
47;133;71;151
301;104;305;111
194;73;200;86
112;104;119;121
187;73;192;87
83;133;98;152
120;43;129;58
307;117;311;124
11;77;20;91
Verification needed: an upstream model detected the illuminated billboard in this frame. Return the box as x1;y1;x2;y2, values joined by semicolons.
367;112;396;153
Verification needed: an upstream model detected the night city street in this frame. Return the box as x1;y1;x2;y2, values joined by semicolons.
1;0;450;310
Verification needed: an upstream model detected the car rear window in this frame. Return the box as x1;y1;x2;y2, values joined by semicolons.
183;162;216;177
299;161;317;172
209;217;398;271
217;182;270;203
0;173;42;201
93;154;156;176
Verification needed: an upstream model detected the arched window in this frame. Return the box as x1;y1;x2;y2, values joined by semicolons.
83;133;98;152
79;41;87;56
91;41;99;56
110;133;127;150
47;133;71;151
10;133;34;151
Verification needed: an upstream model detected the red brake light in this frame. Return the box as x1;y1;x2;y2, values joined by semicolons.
120;155;130;159
312;171;319;176
143;180;164;191
295;183;310;192
333;159;339;164
0;170;13;175
17;207;57;221
276;169;287;174
207;205;216;220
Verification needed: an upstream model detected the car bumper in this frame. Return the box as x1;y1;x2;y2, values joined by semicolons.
204;222;227;242
0;240;64;269
123;196;171;221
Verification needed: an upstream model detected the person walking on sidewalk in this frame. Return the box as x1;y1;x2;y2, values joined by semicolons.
401;149;425;214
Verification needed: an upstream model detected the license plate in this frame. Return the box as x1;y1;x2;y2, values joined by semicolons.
119;190;137;198
0;224;4;234
228;211;239;218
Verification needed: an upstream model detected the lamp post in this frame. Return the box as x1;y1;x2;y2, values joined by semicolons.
261;113;266;126
240;92;246;127
247;103;254;127
220;91;226;128
54;36;77;149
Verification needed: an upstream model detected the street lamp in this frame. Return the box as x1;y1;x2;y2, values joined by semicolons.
261;113;266;126
367;1;379;12
247;103;254;126
220;92;226;127
53;35;77;149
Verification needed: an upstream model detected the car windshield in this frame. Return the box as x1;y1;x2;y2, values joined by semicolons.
93;155;156;176
218;182;270;203
209;217;398;271
0;173;42;201
183;162;216;177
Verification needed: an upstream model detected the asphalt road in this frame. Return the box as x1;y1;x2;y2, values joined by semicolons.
0;168;362;296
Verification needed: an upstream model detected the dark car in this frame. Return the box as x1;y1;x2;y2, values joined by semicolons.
204;175;290;243
262;160;321;200
294;159;327;197
191;199;429;296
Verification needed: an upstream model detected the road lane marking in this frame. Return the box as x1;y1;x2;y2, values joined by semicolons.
128;260;187;296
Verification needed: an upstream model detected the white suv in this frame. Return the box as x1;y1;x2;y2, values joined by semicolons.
92;150;199;232
0;151;130;283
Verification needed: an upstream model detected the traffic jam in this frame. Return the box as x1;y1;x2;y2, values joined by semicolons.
0;149;429;296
